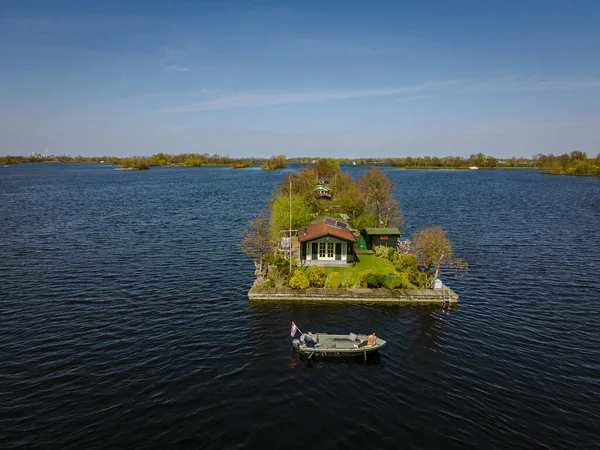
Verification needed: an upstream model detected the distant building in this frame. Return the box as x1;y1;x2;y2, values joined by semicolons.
314;179;332;199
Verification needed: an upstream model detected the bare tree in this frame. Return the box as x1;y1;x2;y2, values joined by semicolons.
412;226;467;286
379;196;403;229
358;167;402;228
238;212;274;278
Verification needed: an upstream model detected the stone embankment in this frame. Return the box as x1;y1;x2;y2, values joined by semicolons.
248;284;458;304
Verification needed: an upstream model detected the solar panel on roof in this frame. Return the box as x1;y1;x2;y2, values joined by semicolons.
325;217;349;229
325;217;336;226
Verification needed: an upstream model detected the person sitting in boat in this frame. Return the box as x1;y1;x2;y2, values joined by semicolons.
302;331;319;348
358;332;377;348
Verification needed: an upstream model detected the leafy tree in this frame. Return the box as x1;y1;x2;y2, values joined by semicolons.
238;212;274;276
270;193;313;238
335;172;367;219
411;226;467;286
315;158;341;182
289;270;310;289
280;169;317;197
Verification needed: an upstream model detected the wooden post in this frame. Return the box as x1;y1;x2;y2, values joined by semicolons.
289;178;292;275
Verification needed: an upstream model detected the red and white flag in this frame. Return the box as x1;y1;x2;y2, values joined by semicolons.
290;321;298;337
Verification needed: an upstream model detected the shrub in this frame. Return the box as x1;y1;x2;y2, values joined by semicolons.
393;254;426;288
289;270;309;289
413;271;428;288
394;254;419;272
306;265;326;287
382;274;402;289
357;272;370;288
365;272;384;288
397;270;425;288
387;247;397;263
365;271;412;289
391;272;415;289
271;254;296;277
374;245;389;258
327;272;341;289
266;274;275;288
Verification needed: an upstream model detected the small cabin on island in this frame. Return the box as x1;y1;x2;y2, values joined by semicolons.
359;228;401;250
299;222;356;265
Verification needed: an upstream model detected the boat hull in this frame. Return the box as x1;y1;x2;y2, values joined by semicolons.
293;333;386;358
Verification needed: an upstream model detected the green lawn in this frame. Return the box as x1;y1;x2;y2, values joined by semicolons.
309;212;346;224
300;254;397;288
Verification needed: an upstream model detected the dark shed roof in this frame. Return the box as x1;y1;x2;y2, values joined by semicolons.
361;227;401;235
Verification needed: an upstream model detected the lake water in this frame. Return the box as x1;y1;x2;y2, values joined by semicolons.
1;163;599;449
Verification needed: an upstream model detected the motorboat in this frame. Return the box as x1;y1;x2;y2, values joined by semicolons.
293;333;386;359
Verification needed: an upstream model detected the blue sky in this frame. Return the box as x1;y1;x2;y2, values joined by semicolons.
1;0;599;158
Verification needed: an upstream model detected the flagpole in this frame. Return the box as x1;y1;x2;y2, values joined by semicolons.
289;178;292;275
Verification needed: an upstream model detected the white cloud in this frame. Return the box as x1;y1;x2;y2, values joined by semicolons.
165;65;190;73
151;82;451;113
461;76;600;93
145;76;600;114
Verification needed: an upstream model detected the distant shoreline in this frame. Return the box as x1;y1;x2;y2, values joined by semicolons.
1;152;597;176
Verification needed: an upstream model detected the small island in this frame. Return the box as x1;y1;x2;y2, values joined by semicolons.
261;154;287;170
239;159;466;304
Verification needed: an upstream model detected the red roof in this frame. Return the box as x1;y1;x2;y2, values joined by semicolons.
298;222;356;243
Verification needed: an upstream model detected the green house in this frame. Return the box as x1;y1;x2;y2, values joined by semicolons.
359;228;401;250
299;222;356;265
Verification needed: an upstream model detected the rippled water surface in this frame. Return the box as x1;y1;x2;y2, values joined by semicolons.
1;164;599;449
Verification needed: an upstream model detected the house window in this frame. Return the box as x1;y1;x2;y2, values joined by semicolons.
318;242;335;259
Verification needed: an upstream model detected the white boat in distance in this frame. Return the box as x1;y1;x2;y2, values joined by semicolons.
469;166;479;170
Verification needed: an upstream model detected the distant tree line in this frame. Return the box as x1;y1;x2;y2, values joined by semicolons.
387;152;532;169
2;151;598;176
533;151;600;176
0;153;259;170
145;152;256;168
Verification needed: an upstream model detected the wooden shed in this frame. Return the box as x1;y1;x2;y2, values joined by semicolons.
359;228;401;250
